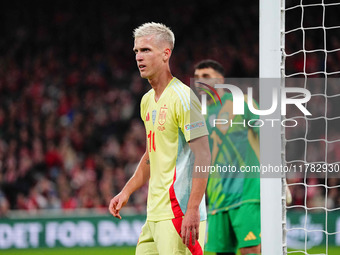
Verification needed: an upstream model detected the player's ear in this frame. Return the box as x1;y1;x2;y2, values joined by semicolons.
163;48;171;62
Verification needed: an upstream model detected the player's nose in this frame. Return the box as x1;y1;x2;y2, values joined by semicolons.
136;52;143;62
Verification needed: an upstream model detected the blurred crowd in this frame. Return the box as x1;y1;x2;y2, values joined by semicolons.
0;52;149;214
0;0;339;216
284;1;340;211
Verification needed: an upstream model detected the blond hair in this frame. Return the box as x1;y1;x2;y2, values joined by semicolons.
133;22;175;50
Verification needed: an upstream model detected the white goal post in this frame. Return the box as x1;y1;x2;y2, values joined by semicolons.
260;0;340;254
259;0;285;254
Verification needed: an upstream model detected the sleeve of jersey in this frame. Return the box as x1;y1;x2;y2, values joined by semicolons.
140;95;146;122
177;89;208;142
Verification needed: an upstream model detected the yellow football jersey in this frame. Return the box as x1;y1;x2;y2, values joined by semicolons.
140;77;208;221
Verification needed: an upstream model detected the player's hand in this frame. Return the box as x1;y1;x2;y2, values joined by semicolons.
181;208;200;247
108;192;129;219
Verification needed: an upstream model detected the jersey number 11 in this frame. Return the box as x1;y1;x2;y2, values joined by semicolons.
147;130;156;152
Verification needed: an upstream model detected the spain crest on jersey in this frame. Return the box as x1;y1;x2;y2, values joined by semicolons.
158;105;167;125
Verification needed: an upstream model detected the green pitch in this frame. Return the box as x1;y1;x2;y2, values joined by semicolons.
287;246;340;255
2;246;340;254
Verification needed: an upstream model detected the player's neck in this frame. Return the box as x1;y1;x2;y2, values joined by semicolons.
148;71;173;102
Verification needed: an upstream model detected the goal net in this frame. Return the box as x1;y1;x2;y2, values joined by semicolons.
283;0;340;254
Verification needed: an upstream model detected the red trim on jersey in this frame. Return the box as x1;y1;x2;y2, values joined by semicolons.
169;169;203;255
169;169;184;218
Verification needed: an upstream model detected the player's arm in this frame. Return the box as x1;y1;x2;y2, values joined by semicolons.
181;135;211;247
108;149;150;219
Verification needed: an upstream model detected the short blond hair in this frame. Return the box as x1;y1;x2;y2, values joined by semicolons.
133;22;175;50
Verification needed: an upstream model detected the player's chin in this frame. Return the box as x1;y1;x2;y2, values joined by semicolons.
138;71;146;78
139;72;150;79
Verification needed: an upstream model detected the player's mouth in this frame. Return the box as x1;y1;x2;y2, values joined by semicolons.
139;65;146;71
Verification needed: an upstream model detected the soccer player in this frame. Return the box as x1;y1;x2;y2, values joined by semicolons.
194;60;261;255
109;23;211;255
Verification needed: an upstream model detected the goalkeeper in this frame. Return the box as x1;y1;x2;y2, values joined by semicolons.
194;60;261;255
